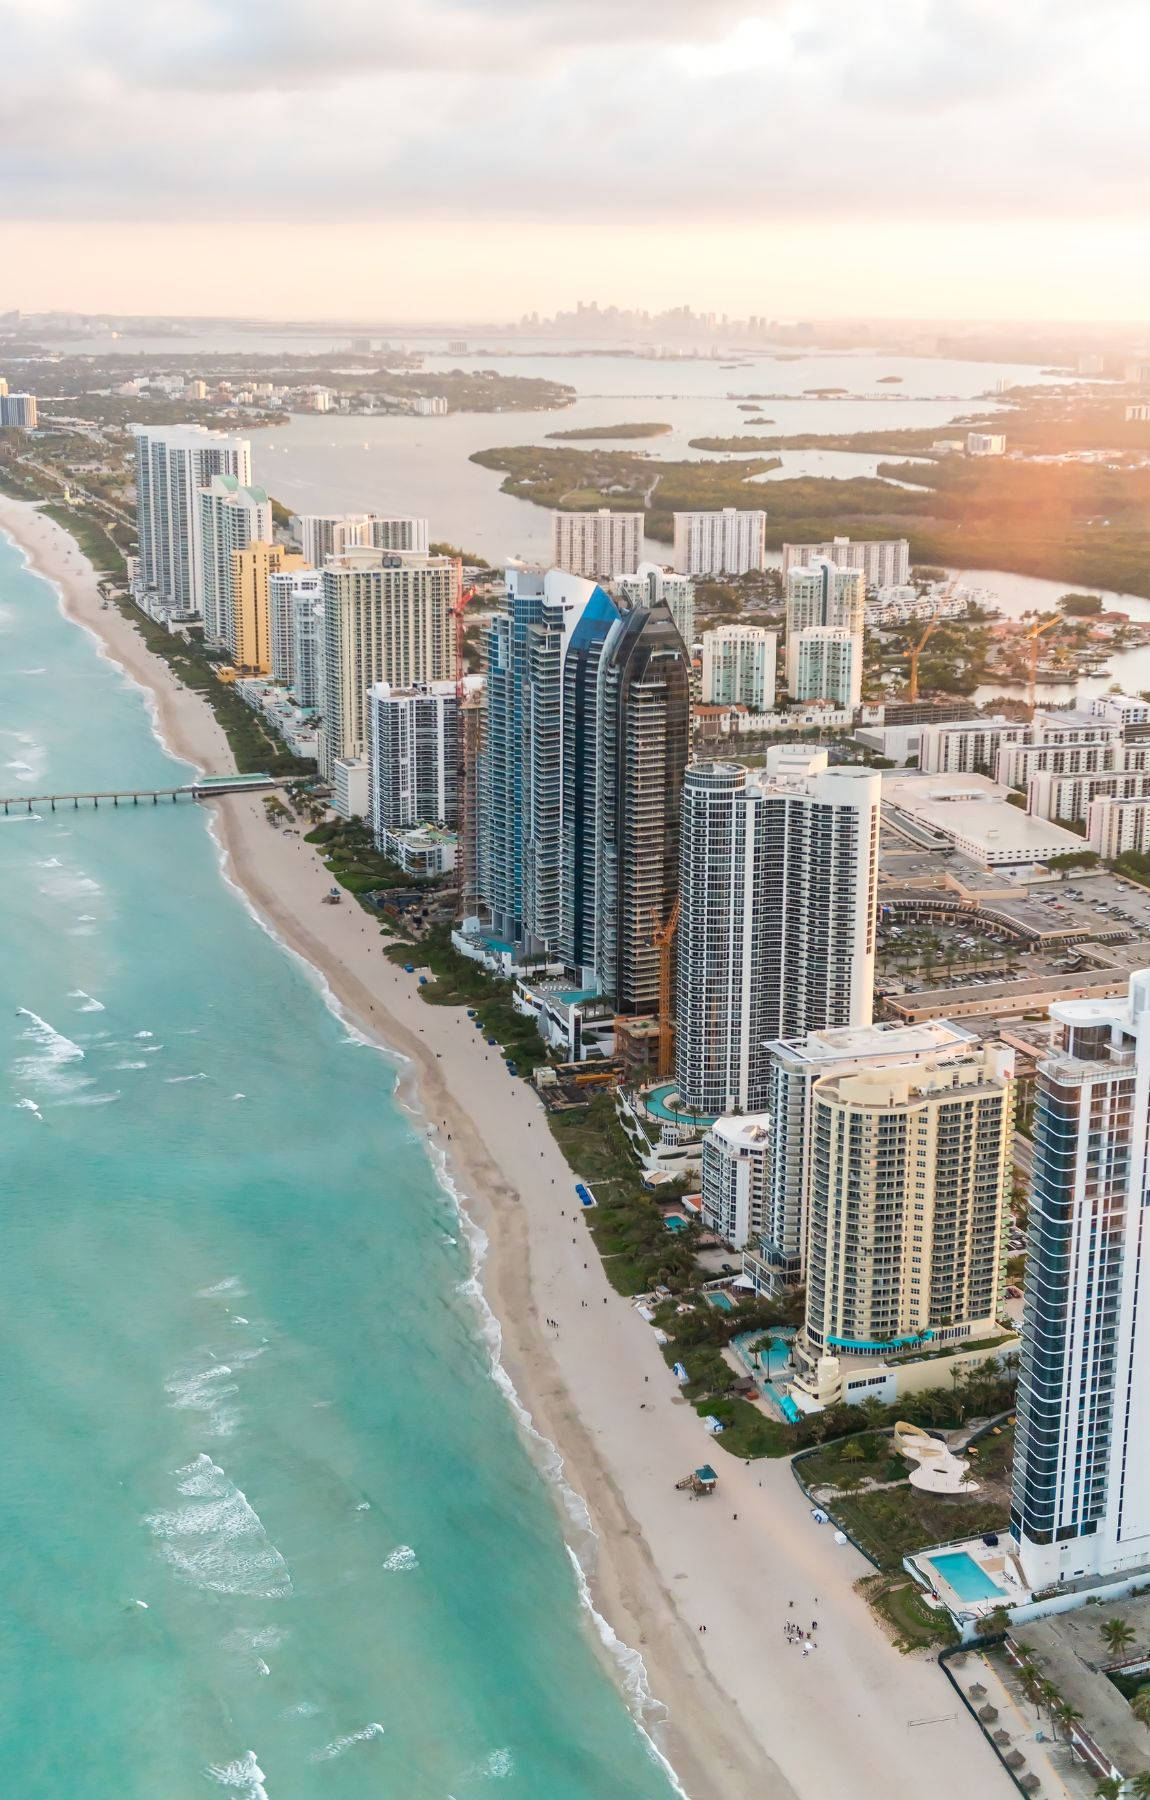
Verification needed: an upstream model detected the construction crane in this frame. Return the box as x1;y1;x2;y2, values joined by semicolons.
1023;614;1062;711
651;895;681;1080
905;617;941;702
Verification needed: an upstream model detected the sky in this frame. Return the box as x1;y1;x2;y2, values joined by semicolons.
1;0;1146;323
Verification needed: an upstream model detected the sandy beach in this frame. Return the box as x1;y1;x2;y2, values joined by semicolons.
1;494;1013;1800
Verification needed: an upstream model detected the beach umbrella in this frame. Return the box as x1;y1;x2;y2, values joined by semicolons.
968;1684;988;1701
1005;1752;1027;1772
993;1730;1012;1746
978;1704;999;1723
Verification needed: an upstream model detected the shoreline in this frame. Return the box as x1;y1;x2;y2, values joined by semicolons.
1;494;1013;1800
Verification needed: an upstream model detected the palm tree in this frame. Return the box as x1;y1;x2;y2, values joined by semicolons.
1130;1772;1150;1799
1052;1699;1082;1742
1102;1617;1138;1658
1094;1779;1122;1800
1133;1687;1150;1729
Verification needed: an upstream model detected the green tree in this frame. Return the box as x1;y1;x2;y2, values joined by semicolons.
1094;1778;1122;1800
1131;1686;1150;1728
1052;1699;1082;1741
1102;1617;1138;1658
1130;1772;1150;1799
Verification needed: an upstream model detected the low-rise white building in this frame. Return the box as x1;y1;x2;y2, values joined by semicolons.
332;756;370;821
701;1115;771;1249
966;431;1006;456
379;823;458;876
881;771;1090;866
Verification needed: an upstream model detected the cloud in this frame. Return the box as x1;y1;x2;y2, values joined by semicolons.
0;0;1145;227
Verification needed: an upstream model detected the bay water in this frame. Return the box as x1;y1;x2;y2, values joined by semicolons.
0;529;679;1798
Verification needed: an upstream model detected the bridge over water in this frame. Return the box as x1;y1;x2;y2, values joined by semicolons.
0;775;283;813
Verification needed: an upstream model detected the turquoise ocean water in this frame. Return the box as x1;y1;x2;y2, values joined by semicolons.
0;530;680;1799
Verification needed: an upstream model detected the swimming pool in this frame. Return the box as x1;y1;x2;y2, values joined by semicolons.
927;1551;1004;1603
706;1292;734;1312
664;1215;688;1232
642;1083;718;1127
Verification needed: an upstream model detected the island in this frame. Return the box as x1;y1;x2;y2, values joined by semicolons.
546;421;672;440
473;386;1150;598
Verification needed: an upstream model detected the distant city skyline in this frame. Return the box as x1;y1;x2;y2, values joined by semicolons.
3;0;1148;323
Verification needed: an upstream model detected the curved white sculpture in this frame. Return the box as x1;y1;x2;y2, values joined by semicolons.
893;1420;980;1494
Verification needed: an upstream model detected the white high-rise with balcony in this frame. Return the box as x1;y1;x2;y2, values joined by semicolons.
197;475;272;644
794;1040;1014;1410
319;550;458;777
268;567;323;691
790;626;861;708
675;759;880;1117
553;510;643;579
296;514;430;565
609;563;696;649
782;536;910;590
749;1019;978;1291
672;508;766;576
133;425;251;619
1013;974;1150;1589
700;625;776;709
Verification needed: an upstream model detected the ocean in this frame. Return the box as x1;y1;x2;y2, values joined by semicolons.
0;529;680;1797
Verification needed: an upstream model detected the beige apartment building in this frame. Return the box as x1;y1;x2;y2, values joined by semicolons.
793;1040;1014;1409
319;549;459;776
230;543;309;673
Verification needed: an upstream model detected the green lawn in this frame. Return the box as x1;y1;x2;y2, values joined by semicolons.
861;1573;960;1652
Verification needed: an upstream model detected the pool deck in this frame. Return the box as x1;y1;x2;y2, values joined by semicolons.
907;1533;1031;1622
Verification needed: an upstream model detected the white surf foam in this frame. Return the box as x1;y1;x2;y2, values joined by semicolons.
146;1455;291;1599
164;1347;263;1438
14;1097;43;1119
381;1544;417;1573
68;988;105;1012
309;1723;385;1763
165;1072;208;1083
198;1277;248;1301
429;1145;690;1798
14;1009;87;1095
205;1750;269;1798
112;1060;148;1071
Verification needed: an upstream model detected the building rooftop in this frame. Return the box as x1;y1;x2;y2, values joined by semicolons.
1011;1608;1150;1779
882;771;1086;862
707;1113;771;1148
769;1019;976;1065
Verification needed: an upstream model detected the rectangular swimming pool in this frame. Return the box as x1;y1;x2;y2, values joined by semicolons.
927;1551;1004;1603
706;1292;734;1312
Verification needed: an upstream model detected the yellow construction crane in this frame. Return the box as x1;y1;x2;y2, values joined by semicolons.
651;896;681;1080
1023;614;1062;710
905;617;941;701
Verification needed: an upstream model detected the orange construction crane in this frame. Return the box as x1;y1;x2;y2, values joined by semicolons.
905;617;941;701
1023;614;1062;710
651;895;681;1080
